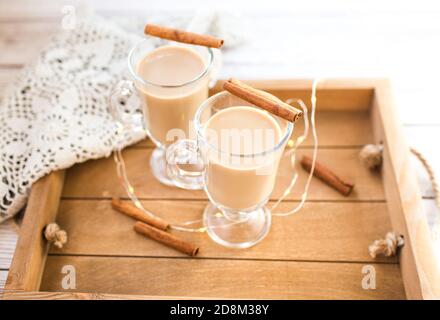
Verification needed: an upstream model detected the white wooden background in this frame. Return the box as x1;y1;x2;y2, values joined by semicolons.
1;0;439;292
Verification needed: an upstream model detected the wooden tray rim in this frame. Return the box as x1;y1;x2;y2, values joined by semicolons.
3;79;437;300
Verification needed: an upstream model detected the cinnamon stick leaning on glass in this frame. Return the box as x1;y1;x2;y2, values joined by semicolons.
223;78;303;122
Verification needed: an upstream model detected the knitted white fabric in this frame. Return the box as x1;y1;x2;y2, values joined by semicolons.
0;18;145;222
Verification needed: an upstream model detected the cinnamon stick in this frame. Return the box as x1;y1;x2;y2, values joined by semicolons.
111;198;169;231
223;78;303;122
300;155;354;196
144;24;224;48
134;221;199;256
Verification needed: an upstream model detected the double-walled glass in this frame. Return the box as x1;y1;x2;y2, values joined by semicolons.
167;91;293;248
110;38;218;189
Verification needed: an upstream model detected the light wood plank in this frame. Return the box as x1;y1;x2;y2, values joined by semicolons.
49;200;395;263
0;0;72;20
423;200;440;232
40;255;405;299
422;199;440;271
5;171;65;292
0;22;58;65
0;68;20;86
62;148;384;201
0;219;19;270
293;110;373;147
0;0;153;20
0;0;438;20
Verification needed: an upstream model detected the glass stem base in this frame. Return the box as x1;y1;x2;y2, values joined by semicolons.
149;147;174;187
203;202;271;249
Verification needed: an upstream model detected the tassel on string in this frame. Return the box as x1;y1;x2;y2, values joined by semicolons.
44;223;67;249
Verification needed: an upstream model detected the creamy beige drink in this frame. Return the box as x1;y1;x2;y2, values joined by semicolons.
136;45;209;145
204;106;283;209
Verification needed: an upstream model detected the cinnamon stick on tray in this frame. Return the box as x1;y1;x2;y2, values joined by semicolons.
144;24;224;48
301;155;354;196
111;198;169;231
134;221;199;257
223;78;303;122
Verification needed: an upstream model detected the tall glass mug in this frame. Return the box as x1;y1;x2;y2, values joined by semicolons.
167;91;293;248
110;38;220;189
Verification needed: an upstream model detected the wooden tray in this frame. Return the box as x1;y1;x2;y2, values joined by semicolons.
3;79;438;300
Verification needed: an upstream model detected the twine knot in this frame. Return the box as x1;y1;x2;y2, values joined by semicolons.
360;144;439;208
359;144;383;170
369;232;404;258
44;223;67;249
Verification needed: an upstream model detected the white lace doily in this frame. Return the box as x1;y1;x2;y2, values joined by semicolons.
0;18;145;222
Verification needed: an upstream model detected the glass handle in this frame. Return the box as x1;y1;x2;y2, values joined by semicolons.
166;139;205;189
109;80;145;141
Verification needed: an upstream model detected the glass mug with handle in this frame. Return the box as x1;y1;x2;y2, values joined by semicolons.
109;38;221;189
166;91;294;248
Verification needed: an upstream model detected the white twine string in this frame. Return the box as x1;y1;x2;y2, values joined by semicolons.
410;147;440;208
